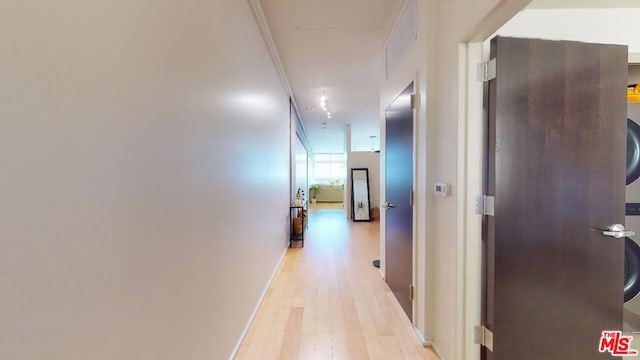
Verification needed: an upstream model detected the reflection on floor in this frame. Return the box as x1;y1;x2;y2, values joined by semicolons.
235;208;438;360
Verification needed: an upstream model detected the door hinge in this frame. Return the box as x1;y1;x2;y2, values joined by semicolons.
475;195;495;216
409;284;414;300
477;59;496;82
474;325;494;352
410;94;416;109
409;190;414;206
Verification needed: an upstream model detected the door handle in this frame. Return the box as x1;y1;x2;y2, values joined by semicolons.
603;224;636;238
383;202;396;210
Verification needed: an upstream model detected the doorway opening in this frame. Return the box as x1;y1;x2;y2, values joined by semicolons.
384;82;415;320
460;2;640;359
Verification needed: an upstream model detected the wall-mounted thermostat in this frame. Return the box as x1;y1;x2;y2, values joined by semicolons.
434;183;450;197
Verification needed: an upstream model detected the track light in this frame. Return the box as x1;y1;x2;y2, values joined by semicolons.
320;90;333;119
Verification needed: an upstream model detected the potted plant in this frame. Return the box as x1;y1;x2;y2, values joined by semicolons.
309;184;321;203
356;201;366;216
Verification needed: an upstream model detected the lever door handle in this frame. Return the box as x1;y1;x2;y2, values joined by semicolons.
383;202;396;210
602;224;636;239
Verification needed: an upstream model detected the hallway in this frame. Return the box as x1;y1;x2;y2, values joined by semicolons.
235;209;438;359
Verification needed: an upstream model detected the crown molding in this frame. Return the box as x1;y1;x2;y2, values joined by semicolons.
248;0;292;97
248;0;312;153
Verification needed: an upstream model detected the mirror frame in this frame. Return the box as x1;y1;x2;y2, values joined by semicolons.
351;168;371;221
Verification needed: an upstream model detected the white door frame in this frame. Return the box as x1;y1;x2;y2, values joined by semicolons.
457;40;487;360
456;2;532;360
382;77;420;321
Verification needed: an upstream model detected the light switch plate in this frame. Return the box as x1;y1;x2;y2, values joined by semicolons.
434;183;450;197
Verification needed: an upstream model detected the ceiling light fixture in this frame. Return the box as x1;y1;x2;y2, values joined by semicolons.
320;90;334;119
320;90;329;112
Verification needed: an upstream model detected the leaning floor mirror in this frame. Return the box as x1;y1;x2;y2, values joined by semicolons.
351;168;371;221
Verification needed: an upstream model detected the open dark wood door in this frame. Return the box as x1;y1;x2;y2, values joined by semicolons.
483;37;628;360
385;83;414;319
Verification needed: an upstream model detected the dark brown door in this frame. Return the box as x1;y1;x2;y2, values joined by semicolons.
483;37;628;360
385;83;414;319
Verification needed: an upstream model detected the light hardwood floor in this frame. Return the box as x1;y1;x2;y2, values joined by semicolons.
309;202;344;210
234;208;439;360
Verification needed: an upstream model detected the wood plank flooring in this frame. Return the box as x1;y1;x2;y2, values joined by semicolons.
234;208;439;360
309;202;344;210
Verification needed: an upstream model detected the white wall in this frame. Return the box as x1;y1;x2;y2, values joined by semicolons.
382;0;522;359
380;0;431;347
346;151;381;219
429;1;534;359
494;8;640;53
0;1;290;360
631;66;640;83
384;2;640;360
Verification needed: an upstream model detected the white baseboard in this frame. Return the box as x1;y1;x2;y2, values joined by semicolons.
418;330;445;360
414;327;428;346
228;246;288;360
423;340;445;360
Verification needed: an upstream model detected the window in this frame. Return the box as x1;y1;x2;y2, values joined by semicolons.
312;153;346;185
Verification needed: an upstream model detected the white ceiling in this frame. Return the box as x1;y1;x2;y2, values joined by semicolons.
259;0;640;154
260;0;403;153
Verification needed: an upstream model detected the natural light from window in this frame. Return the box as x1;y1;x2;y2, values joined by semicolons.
312;153;346;185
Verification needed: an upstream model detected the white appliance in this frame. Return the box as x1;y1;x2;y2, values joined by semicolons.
623;102;640;331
